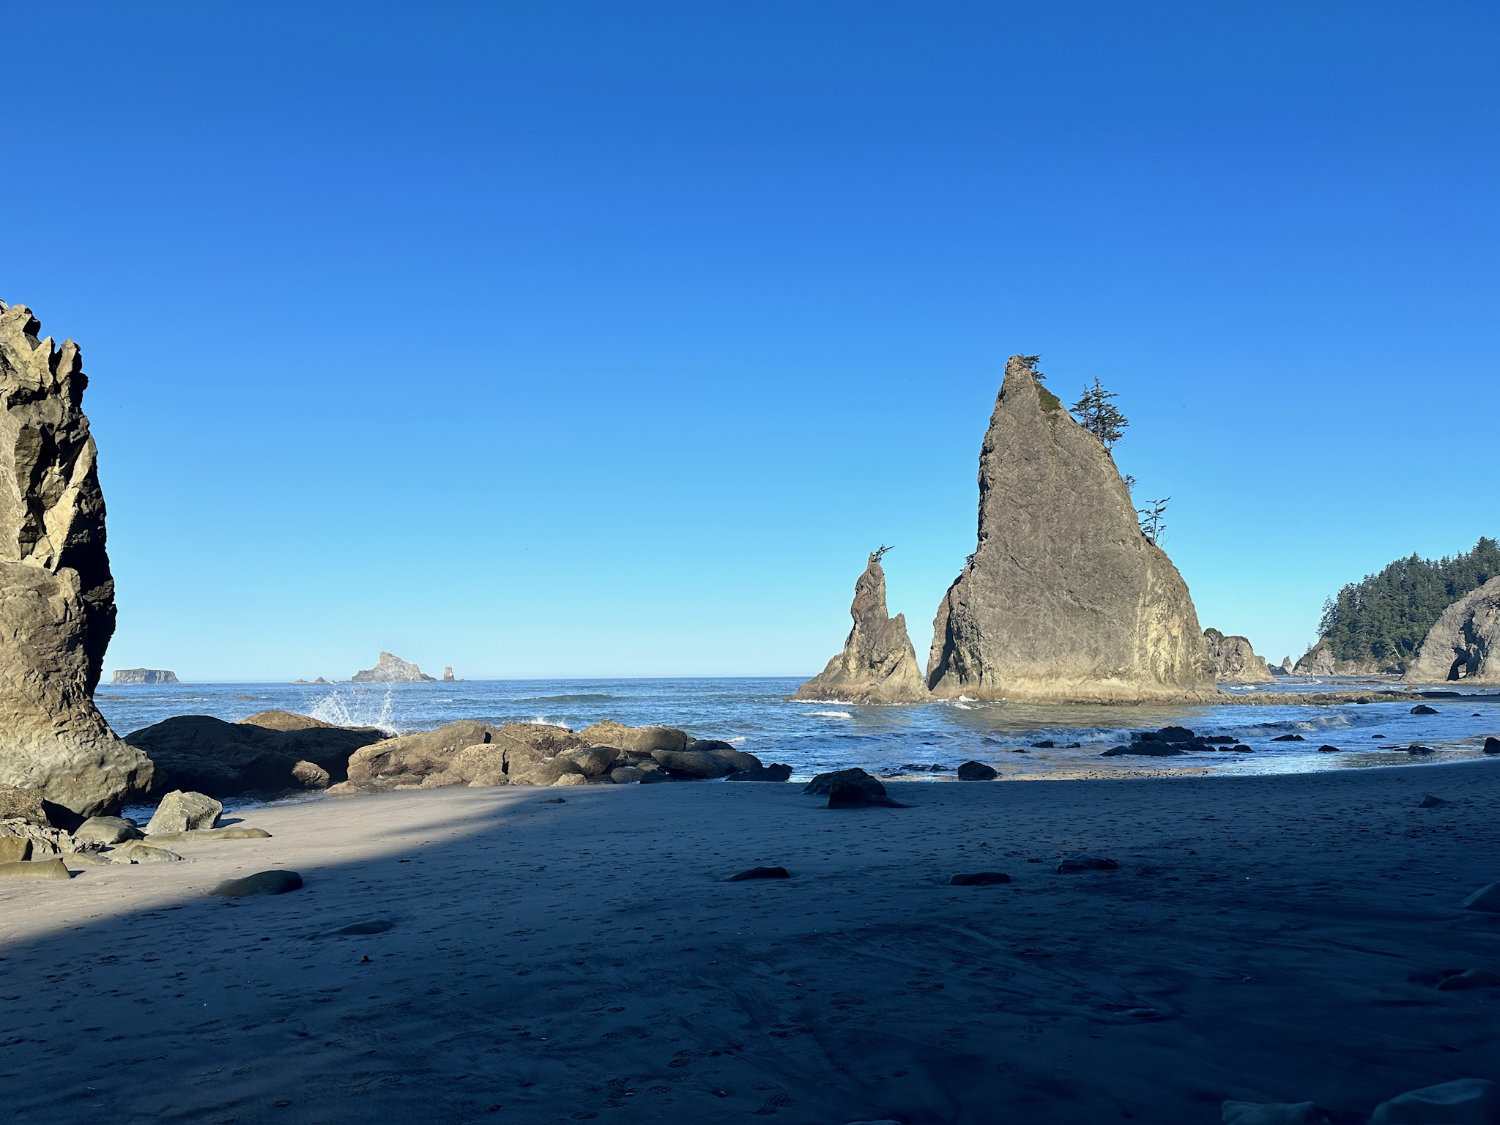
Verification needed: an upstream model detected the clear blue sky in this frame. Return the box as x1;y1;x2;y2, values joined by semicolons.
5;2;1496;681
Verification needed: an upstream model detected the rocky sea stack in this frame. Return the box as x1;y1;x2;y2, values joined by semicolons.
110;668;179;685
0;302;151;814
792;548;928;704
926;356;1214;703
1202;629;1273;684
351;651;437;683
1403;575;1500;684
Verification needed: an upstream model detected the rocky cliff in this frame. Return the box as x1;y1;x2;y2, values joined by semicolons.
111;668;180;685
0;302;151;814
792;550;929;704
926;356;1214;703
351;651;437;683
1403;576;1500;684
1292;640;1392;677
1202;629;1273;684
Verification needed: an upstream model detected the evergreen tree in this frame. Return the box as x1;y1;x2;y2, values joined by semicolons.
1138;497;1169;544
1017;355;1045;382
1071;378;1129;450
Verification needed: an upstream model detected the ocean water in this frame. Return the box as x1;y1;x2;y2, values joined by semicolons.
94;676;1500;783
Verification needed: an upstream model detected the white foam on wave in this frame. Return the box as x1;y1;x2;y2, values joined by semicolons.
307;686;399;736
528;716;570;729
804;711;853;719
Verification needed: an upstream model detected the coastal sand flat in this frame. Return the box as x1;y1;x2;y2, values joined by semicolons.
4;765;1500;1123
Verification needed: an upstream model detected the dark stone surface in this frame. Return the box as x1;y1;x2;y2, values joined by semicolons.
948;871;1011;886
728;866;790;882
211;869;303;897
956;760;998;781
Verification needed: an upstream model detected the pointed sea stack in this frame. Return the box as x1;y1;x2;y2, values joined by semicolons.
926;356;1214;703
1202;629;1273;684
792;549;929;703
0;302;152;814
1403;576;1500;684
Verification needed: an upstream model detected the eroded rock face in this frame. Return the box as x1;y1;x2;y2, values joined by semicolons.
1202;629;1273;684
926;356;1214;702
0;302;151;815
110;668;178;685
350;651;436;683
792;550;929;704
1292;640;1389;677
1404;576;1500;684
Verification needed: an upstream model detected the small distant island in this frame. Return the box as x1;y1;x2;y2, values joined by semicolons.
350;652;439;683
109;668;179;686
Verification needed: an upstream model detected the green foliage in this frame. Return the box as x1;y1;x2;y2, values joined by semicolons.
1137;496;1169;544
1316;536;1500;671
1037;384;1063;416
1017;355;1044;381
1071;378;1129;450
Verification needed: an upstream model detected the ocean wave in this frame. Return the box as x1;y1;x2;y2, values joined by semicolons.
804;710;852;719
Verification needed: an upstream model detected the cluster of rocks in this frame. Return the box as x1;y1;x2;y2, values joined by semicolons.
1100;726;1250;757
0;784;269;878
331;718;789;794
1292;640;1394;677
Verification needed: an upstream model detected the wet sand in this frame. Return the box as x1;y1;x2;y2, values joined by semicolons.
4;761;1500;1123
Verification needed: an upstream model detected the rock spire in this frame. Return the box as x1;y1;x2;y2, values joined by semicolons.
1403;576;1500;684
792;549;929;704
926;356;1214;702
0;302;152;814
1202;629;1273;684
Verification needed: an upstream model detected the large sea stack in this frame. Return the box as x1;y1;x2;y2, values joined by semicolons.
0;302;151;814
792;549;928;704
1202;628;1274;684
1403;576;1500;684
926;356;1214;703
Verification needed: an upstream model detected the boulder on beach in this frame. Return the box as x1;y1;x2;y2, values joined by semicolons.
1403;576;1500;684
350;651;437;683
576;721;689;754
126;714;386;797
926;356;1215;703
956;760;998;780
0;302;153;816
1368;1078;1500;1125
1203;629;1274;684
145;790;222;835
791;548;929;704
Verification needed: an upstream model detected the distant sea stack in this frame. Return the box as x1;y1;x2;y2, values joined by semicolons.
792;549;929;704
1202;629;1273;684
110;668;180;686
926;356;1214;703
1403;576;1500;684
0;302;152;814
351;651;437;683
1292;640;1388;677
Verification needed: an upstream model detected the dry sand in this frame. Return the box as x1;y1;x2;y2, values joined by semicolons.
4;761;1500;1124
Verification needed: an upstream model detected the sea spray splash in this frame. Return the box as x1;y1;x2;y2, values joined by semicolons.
308;685;399;735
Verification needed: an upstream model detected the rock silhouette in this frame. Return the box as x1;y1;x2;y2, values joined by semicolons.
927;356;1214;702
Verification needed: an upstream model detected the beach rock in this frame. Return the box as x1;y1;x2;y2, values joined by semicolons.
1404;577;1500;685
290;760;330;789
1410;704;1439;715
0;835;31;862
1220;1102;1330;1124
551;773;587;787
1436;969;1500;991
926;355;1214;703
129;714;385;796
1368;1078;1500;1124
725;763;793;782
211;869;303;897
576;721;690;754
1101;743;1185;757
1317;744;1342;753
1271;734;1306;742
111;841;183;864
609;766;645;784
0;857;70;880
236;710;341;732
0;818;70;857
1057;854;1118;874
638;770;672;784
792;548;929;703
145;790;222;835
956;760;998;780
949;871;1012;886
728;866;790;882
343;720;512;789
1485;736;1500;754
149;825;271;842
1204;629;1275;684
1406;744;1435;755
827;782;907;809
651;747;762;780
557;745;620;778
804;768;887;799
73;815;141;845
110;668;179;685
686;739;737;752
1462;882;1500;912
350;651;436;683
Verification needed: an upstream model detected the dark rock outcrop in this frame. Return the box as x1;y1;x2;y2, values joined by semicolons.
956;760;998;780
350;651;436;683
0;302;152;815
110;668;179;685
792;549;928;703
1202;629;1273;684
1403;576;1500;684
126;715;386;796
926;356;1214;703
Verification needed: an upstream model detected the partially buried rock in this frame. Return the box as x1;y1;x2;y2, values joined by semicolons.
1057;854;1118;874
949;871;1011;886
725;763;792;782
651;746;763;780
0;836;31;863
1101;743;1184;757
1410;704;1440;715
1484;736;1500;755
1368;1078;1500;1125
0;857;70;880
111;841;183;864
1220;1102;1330;1124
956;761;998;781
728;866;790;882
1271;733;1305;742
73;815;142;845
212;870;303;897
145;790;222;835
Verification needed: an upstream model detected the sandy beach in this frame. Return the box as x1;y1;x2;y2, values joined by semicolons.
5;762;1499;1124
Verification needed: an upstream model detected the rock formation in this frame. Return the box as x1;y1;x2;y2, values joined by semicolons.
110;668;179;685
350;651;436;683
792;549;929;703
0;302;151;814
1202;629;1273;684
442;666;455;682
1403;576;1500;684
1292;641;1390;677
925;356;1214;702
